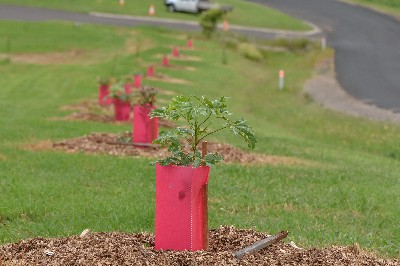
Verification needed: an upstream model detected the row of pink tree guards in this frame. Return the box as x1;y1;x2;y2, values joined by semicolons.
97;39;194;146
100;38;209;252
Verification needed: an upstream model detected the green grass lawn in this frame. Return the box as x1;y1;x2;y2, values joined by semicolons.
0;21;399;258
344;0;400;18
0;0;311;31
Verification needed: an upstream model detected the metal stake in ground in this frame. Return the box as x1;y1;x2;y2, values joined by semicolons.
234;231;289;260
321;37;326;50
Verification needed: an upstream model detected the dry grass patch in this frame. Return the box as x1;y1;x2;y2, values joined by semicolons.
22;140;54;152
145;73;191;84
0;49;95;65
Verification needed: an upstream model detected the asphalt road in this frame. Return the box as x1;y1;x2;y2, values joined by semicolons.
247;0;400;112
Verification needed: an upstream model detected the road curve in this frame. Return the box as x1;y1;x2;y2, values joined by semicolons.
0;4;319;40
247;0;400;112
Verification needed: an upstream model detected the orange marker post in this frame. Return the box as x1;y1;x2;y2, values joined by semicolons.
279;70;285;90
223;20;229;31
119;0;125;6
149;4;155;16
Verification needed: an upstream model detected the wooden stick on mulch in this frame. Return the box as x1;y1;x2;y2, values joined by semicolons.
234;231;289;260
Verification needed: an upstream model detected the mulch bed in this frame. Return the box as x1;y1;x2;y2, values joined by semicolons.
145;73;190;84
1;226;396;265
56;100;176;128
51;132;307;166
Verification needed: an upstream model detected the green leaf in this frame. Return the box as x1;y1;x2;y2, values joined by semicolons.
149;107;167;119
204;152;224;166
150;95;257;167
229;119;257;149
176;127;195;137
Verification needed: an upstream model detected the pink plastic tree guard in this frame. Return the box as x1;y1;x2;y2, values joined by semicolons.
133;74;142;88
124;82;132;94
133;105;158;144
162;56;169;66
172;47;180;57
187;39;193;48
113;99;131;121
98;84;111;105
147;65;155;77
155;164;210;251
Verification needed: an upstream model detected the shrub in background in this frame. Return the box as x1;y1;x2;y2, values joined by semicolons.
199;9;226;38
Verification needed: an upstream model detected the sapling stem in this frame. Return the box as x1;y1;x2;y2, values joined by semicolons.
199;112;212;127
193;120;199;154
198;125;229;144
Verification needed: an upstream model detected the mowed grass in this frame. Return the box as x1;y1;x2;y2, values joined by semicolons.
345;0;400;18
0;21;399;258
0;0;311;31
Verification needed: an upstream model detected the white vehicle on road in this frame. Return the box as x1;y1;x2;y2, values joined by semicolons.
164;0;233;14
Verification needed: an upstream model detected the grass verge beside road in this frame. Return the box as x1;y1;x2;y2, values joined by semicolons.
343;0;400;19
0;21;399;258
0;0;311;31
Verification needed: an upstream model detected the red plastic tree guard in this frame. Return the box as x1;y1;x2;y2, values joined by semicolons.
132;104;158;143
147;65;155;77
133;74;142;88
162;56;169;66
172;47;180;57
187;39;193;48
113;99;131;121
124;82;132;94
155;164;210;251
98;84;111;105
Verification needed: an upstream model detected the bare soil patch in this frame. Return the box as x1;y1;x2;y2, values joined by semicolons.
55;100;176;128
0;49;90;65
169;55;203;62
49;132;310;166
159;63;196;71
145;73;191;84
0;226;396;265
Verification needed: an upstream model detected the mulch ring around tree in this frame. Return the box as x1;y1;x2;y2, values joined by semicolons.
0;226;397;266
53;100;176;128
50;132;310;166
145;73;191;84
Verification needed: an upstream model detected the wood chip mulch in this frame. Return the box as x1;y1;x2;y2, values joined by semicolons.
51;132;307;166
58;112;176;128
0;226;397;266
56;100;177;128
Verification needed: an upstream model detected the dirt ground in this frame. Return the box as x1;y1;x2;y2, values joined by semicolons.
0;226;397;265
50;132;309;166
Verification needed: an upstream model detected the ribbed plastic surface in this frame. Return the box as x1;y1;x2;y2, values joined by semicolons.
133;74;142;88
147;66;154;77
162;56;169;66
155;164;209;251
172;47;180;57
98;84;111;105
124;83;132;94
113;99;131;121
133;105;158;144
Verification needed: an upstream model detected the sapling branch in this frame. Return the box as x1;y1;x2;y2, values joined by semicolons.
150;95;256;167
199;112;212;127
197;125;229;144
